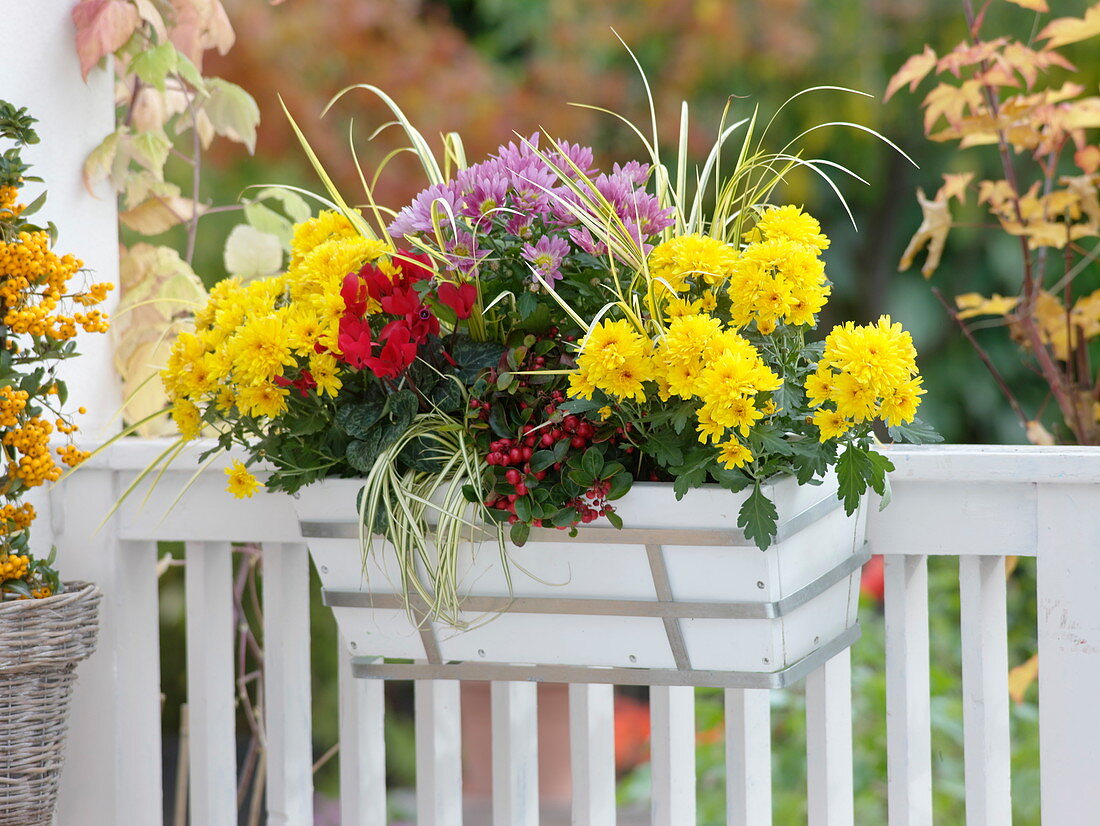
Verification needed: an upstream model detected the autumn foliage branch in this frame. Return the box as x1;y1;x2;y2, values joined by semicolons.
890;0;1100;444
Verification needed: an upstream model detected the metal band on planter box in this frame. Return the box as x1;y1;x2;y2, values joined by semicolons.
302;496;865;687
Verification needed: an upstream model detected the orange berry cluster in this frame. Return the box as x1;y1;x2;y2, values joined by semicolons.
0;185;23;220
0;229;112;340
56;444;89;468
0;552;28;580
3;416;62;486
0;385;28;428
0;502;34;535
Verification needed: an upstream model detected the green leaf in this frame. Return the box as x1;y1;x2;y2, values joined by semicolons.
557;398;601;415
385;390;418;430
451;336;506;381
607;473;632;500
431;379;463;413
514;496;532;522
130;42;177;92
750;426;794;457
643;439;683;468
530;450;557;472
835;445;893;515
253;186;312;223
551;508;578;527
670;405;692;435
129;130;171;175
398;436;447;472
737;484;779;550
711;465;752;492
244;202;294;246
203;78;261;153
517;291;537;319
568;469;596;488
671;448;712;500
336;401;385;439
510;520;530;546
581;448;604;478
605;510;624;530
887;417;943;445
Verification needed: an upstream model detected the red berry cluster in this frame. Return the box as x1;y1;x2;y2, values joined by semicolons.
481;395;605;527
568;478;614;524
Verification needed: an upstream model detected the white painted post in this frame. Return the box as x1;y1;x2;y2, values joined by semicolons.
491;681;539;826
263;543;314;824
959;555;1012;826
184;541;237;826
649;685;696;826
724;688;771;826
0;0;121;440
415;678;463;826
884;555;933;826
339;648;387;826
806;650;854;826
1037;484;1100;825
51;469;164;826
569;683;616;826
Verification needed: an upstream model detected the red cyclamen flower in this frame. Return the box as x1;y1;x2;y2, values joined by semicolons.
437;282;478;320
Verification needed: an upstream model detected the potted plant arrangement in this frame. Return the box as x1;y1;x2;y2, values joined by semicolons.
160;84;932;685
0;102;111;824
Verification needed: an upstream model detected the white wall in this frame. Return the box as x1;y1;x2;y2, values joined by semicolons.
0;0;122;445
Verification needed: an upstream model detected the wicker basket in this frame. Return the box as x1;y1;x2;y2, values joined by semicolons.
0;582;101;825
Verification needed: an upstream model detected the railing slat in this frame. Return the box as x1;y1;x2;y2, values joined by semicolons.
184;541;237;826
339;648;387;826
959;555;1013;826
569;683;616;826
884;555;933;826
1037;483;1100;822
806;649;854;826
724;688;772;826
263;542;314;824
650;685;696;826
491;681;539;826
416;676;463;826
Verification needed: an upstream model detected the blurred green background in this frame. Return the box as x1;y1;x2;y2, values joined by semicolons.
151;0;1081;821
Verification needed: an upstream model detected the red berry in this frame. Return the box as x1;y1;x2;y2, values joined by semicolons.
570;435;586;449
505;468;522;485
521;446;533;460
509;448;523;464
515;483;528;496
534;471;547;481
540;432;555;447
564;415;579;431
507;494;518;503
577;422;594;438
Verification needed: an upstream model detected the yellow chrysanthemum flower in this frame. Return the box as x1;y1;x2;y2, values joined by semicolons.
813;407;852;441
171;398;202;440
648;234;739;292
751;205;830;252
717;440;753;469
225;460;263;499
236;383;289;419
289;210;358;268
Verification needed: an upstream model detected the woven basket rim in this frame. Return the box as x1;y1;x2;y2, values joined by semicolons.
0;581;100;617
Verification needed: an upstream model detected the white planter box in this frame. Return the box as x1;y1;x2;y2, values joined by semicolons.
296;475;867;688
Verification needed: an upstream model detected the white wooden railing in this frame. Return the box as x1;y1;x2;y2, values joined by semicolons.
36;441;1100;826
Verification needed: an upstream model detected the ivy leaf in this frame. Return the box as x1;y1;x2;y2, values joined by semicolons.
336;401;385;439
130;42;178;92
887;417;943;445
224;224;282;278
737;484;779;551
203;78;261;153
72;0;141;80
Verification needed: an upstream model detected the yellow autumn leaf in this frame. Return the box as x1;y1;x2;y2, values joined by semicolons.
1038;3;1100;49
938;172;974;203
1008;654;1039;705
955;292;1019;319
1034;291;1077;359
922;80;986;134
1003;0;1048;12
885;45;937;101
1072;289;1100;338
1026;420;1055;446
899;188;952;277
1074;146;1100;174
120;195;205;235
